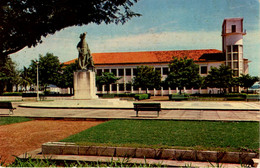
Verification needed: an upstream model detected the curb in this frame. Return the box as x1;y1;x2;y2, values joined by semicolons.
42;142;258;164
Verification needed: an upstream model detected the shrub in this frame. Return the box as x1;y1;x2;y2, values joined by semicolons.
134;94;149;100
3;92;22;96
102;94;115;98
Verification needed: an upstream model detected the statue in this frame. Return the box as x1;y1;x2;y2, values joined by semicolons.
77;32;94;71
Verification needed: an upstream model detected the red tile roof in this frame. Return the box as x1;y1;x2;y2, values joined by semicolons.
63;49;222;65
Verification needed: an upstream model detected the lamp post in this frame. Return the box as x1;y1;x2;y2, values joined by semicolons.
36;61;39;101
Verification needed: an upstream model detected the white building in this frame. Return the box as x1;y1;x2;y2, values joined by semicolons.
64;18;249;95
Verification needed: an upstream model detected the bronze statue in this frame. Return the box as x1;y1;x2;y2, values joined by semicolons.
77;32;94;71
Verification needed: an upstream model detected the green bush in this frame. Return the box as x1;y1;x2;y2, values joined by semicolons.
102;94;115;98
3;92;22;96
22;93;44;97
169;94;189;100
134;94;149;100
225;93;247;98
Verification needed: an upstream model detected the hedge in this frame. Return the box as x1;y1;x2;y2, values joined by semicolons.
3;92;22;96
134;94;150;100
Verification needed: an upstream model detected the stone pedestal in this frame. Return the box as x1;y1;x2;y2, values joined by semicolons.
74;71;98;99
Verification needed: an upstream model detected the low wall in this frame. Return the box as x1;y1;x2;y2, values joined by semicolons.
42;142;258;164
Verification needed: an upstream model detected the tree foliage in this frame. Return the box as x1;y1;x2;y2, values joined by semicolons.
20;67;33;91
0;57;20;94
236;74;259;93
164;57;202;93
0;0;140;59
96;72;121;93
28;53;62;90
205;64;234;93
57;61;78;94
132;65;162;92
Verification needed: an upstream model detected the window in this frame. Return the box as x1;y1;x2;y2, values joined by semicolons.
227;62;232;68
227;54;231;60
200;66;207;74
232;25;236;33
125;68;131;76
155;68;161;74
111;69;117;76
119;84;124;91
133;68;137;76
118;69;124;76
233;62;239;68
104;85;109;91
104;69;109;73
96;69;102;76
112;84;117;91
227;45;231;53
163;67;169;75
97;85;102;91
233;45;238;52
126;84;131;91
133;85;139;91
233;53;238;60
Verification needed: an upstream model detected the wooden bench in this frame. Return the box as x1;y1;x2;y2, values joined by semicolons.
0;102;16;115
133;103;161;117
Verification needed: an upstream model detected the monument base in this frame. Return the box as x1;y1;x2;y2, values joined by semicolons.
73;70;98;99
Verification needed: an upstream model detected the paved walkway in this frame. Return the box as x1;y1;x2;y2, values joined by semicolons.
19;99;260;111
1;101;259;121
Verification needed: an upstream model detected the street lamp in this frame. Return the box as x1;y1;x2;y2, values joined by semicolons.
36;61;39;101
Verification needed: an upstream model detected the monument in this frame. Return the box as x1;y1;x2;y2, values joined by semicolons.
73;32;98;99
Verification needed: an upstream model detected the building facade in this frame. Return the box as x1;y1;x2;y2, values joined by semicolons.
64;18;249;95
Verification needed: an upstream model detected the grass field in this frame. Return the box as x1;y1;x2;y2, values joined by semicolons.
61;120;259;152
0;117;32;126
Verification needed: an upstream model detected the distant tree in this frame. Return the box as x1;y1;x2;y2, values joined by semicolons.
0;0;140;64
57;61;78;94
96;72;121;94
164;57;202;94
205;64;234;93
237;74;259;94
132;66;161;93
20;67;33;91
28;53;62;91
0;56;20;94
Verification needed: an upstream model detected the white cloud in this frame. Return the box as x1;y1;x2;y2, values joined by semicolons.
91;31;222;52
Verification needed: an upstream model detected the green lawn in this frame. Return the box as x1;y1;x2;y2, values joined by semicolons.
0;117;32;126
61;120;259;152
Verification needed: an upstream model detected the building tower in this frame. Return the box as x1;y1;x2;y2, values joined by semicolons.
222;18;246;77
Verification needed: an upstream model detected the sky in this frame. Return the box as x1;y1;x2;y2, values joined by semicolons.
11;0;260;76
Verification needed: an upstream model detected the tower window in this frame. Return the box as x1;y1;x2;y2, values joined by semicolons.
232;25;236;33
233;53;238;60
233;62;239;68
227;54;231;60
233;45;238;52
227;45;231;53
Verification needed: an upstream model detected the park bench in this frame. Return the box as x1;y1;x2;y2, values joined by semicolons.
0;102;16;115
133;103;161;117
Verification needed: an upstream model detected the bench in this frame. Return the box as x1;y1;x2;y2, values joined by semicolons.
0;102;16;115
133;103;161;117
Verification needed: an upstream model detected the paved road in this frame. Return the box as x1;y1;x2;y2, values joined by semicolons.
0;101;259;121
